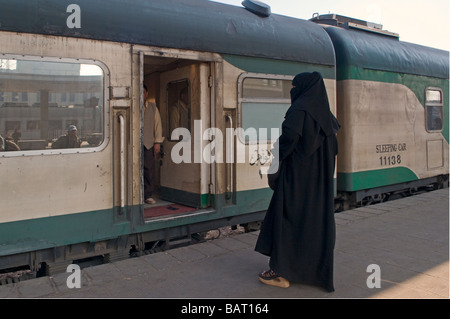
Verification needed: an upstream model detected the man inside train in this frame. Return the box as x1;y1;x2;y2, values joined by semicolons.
169;86;189;137
51;125;81;149
143;84;164;205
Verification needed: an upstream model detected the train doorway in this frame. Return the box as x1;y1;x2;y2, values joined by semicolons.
140;51;216;220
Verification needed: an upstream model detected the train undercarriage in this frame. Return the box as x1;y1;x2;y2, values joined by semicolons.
335;174;449;212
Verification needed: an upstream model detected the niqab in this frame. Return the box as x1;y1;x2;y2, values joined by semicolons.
285;71;338;137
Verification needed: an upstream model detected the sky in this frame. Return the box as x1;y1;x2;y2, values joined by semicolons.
211;0;450;52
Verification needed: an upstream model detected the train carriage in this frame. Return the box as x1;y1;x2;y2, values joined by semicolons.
311;14;449;208
0;0;336;275
0;1;448;278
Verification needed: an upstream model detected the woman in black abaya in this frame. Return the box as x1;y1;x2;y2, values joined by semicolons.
255;72;340;292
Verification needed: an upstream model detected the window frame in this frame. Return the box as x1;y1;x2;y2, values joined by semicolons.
237;72;293;145
425;86;444;133
0;54;110;157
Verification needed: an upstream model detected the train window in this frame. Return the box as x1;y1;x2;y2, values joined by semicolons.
425;88;443;132
239;75;292;142
0;57;105;153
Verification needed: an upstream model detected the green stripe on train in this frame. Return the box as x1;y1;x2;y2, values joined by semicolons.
0;188;270;256
337;167;419;192
0;208;132;256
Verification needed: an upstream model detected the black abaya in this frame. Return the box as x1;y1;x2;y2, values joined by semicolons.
255;72;340;292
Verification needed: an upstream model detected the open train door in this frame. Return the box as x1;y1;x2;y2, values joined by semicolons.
158;62;212;209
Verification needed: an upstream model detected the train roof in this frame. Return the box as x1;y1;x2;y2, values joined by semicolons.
313;15;449;80
0;0;335;67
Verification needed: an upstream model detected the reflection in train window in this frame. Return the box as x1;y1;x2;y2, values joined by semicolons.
242;77;291;99
0;58;105;152
240;76;292;142
425;88;443;132
167;79;190;141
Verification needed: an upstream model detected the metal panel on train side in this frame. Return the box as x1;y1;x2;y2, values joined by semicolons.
324;26;450;192
0;31;133;223
338;80;448;192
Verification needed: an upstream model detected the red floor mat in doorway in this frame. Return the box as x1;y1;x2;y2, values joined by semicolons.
144;204;197;218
